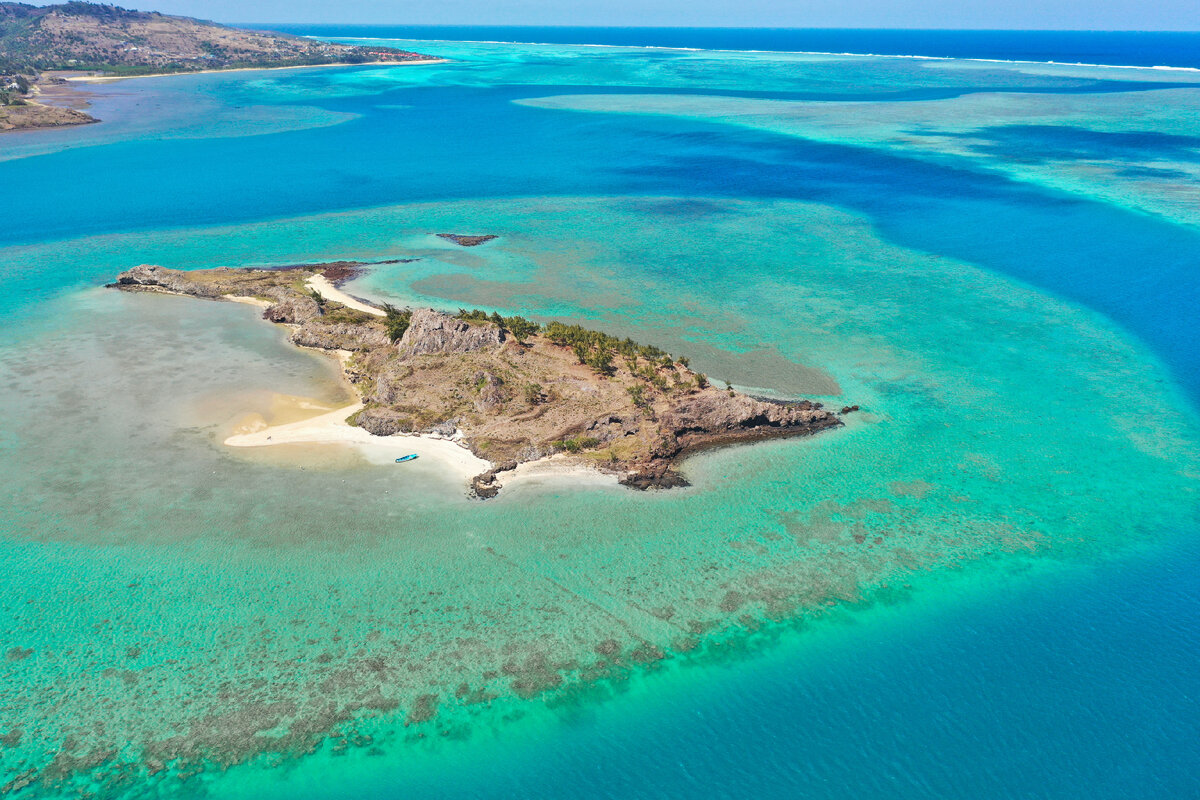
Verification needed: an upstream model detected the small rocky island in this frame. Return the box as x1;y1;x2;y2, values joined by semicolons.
112;263;845;497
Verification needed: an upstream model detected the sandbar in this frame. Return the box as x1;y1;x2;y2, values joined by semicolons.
305;275;385;316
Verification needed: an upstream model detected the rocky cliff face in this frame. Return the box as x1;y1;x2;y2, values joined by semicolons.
111;264;847;497
397;308;505;357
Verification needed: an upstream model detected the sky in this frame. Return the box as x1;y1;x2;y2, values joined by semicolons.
34;1;1200;30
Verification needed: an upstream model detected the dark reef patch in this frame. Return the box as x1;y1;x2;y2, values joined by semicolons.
438;233;499;247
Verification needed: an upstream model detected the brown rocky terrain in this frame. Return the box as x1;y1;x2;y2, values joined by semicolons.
111;263;845;496
0;94;95;129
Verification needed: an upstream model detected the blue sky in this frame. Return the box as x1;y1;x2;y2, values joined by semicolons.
41;1;1200;30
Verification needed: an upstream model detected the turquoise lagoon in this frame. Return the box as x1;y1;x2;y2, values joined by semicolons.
1;37;1199;798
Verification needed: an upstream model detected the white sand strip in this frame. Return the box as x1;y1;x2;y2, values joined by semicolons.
306;276;386;317
224;402;490;483
224;401;623;494
224;294;272;308
502;456;620;490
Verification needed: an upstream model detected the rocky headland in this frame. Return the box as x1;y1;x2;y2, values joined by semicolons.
111;263;846;497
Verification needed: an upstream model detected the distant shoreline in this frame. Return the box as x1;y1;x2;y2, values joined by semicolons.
0;58;449;134
62;58;450;83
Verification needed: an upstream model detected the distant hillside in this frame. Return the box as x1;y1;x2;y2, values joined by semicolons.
0;2;430;74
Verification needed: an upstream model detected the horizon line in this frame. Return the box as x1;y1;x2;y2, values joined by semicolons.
234;24;1200;33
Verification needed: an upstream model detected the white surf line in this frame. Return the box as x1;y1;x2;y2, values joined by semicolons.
305;275;386;317
329;36;1200;74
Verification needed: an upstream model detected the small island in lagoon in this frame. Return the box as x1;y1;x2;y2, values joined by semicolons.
112;262;847;496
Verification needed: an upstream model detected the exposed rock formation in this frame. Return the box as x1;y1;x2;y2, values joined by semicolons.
111;264;844;496
0;97;97;131
397;308;505;357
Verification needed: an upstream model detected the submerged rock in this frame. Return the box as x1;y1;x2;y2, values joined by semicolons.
437;234;498;247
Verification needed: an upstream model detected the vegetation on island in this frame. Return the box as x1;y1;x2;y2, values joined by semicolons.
455;308;540;343
451;308;709;395
382;304;413;342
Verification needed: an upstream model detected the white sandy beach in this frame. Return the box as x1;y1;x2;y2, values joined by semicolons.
224;399;619;492
224;294;272;308
305;275;385;316
505;455;621;490
225;401;491;482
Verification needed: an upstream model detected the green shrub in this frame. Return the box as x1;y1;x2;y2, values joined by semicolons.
627;384;648;409
456;308;542;343
382;303;413;341
504;316;540;343
553;435;601;453
456;308;491;323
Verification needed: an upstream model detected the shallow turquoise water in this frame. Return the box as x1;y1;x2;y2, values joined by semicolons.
0;37;1198;799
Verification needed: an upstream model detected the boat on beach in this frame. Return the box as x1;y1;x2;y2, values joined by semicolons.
395;454;419;463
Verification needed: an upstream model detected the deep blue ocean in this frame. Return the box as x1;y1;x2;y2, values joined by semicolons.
1;27;1198;800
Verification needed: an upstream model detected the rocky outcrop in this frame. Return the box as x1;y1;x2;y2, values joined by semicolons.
618;394;843;490
473;371;507;414
0;101;98;132
113;264;394;352
263;296;322;325
114;264;225;298
660;393;834;440
356;407;419;436
396;308;505;357
619;466;691;491
291;321;390;352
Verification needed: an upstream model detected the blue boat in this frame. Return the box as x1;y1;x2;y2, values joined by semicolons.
395;454;419;463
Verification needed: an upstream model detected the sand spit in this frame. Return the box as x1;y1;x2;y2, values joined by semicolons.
305;275;385;316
